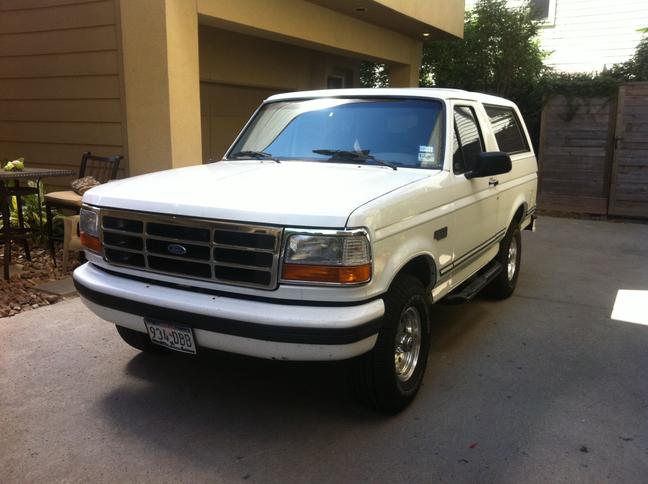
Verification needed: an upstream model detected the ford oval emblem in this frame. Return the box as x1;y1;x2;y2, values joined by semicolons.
167;243;187;256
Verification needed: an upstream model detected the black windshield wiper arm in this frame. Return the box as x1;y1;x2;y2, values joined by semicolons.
312;149;397;170
228;150;280;163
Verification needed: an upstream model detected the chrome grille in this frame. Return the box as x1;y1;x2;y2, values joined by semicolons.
99;209;282;289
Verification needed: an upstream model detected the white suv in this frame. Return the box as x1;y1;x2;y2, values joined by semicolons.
74;88;537;412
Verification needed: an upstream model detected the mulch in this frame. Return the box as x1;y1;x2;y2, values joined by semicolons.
0;244;80;318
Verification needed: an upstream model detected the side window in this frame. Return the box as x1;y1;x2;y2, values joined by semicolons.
485;106;529;154
453;106;484;174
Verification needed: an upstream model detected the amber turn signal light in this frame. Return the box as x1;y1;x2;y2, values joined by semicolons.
282;263;371;284
80;232;102;252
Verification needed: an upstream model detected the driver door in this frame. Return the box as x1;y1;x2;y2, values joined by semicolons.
447;102;502;286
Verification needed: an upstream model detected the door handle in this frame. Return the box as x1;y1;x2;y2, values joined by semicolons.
488;178;499;187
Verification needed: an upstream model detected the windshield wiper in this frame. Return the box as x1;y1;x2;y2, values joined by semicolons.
228;150;281;163
312;149;397;171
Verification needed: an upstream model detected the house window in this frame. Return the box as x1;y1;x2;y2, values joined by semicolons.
327;74;345;89
530;0;550;19
530;0;556;25
327;68;354;89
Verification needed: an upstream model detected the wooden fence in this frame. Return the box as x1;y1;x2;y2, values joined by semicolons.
538;82;648;218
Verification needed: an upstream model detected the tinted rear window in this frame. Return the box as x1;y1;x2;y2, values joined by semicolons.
485;106;529;154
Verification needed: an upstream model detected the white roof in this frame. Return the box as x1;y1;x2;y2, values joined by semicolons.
266;88;517;107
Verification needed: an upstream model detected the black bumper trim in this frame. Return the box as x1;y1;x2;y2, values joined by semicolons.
74;279;382;346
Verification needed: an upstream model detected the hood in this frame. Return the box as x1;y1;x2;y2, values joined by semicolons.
83;160;434;227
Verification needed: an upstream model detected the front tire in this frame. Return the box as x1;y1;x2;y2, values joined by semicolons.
351;274;431;414
116;325;169;354
485;222;522;299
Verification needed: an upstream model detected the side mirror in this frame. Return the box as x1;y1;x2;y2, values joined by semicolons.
465;152;512;179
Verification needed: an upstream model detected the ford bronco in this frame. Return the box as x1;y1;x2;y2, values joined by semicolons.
74;88;537;412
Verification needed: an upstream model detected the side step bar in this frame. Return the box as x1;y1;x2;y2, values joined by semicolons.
440;261;503;305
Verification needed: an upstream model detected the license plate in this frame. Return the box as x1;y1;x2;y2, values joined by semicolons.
144;319;197;354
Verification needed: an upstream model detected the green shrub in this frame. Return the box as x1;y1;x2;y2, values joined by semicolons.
0;180;63;242
607;28;648;82
360;62;389;88
420;0;548;149
416;1;642;149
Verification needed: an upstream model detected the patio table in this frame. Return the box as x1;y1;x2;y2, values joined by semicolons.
0;167;75;280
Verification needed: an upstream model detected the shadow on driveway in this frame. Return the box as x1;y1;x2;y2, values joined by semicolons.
96;302;487;472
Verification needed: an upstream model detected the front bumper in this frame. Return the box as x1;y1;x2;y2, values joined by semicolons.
73;263;384;361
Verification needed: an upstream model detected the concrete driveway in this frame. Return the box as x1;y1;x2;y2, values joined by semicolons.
2;216;648;483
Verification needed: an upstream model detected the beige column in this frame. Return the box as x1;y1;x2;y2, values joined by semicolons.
389;40;423;87
119;0;202;176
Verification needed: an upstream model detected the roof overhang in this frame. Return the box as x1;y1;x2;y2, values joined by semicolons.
307;0;465;40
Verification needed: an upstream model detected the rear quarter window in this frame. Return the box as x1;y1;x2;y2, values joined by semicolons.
485;105;529;155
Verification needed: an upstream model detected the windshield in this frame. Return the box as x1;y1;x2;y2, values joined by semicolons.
227;98;445;169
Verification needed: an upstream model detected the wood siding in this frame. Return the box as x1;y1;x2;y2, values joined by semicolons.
465;0;648;73
538;0;648;73
0;0;127;191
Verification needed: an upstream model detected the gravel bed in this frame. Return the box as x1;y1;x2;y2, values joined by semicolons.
0;244;80;318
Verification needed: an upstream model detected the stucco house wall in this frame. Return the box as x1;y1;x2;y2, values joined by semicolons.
1;0;464;187
198;25;362;161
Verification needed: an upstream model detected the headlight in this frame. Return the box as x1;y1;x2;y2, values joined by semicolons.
79;205;102;252
79;206;99;237
282;230;371;284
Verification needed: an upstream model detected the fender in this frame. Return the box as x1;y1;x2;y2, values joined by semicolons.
371;231;441;297
502;175;536;230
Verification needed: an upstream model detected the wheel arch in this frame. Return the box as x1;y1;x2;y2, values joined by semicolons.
388;253;437;295
507;199;528;231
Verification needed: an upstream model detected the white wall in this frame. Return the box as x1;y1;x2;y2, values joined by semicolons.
465;0;648;73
